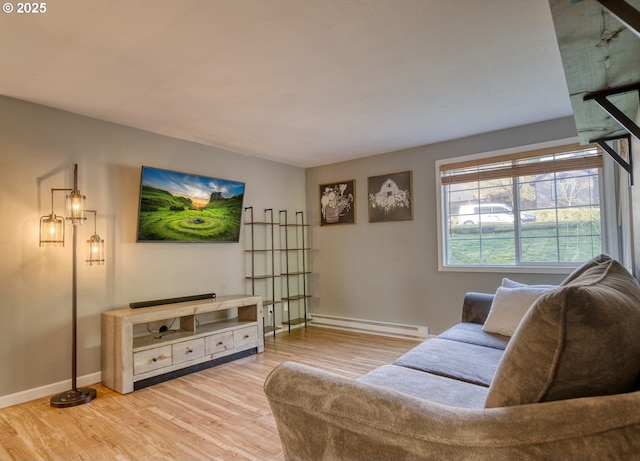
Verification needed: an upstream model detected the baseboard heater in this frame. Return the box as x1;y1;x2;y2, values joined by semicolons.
310;314;428;340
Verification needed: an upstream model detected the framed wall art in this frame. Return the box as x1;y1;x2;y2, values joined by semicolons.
368;171;413;223
136;166;245;242
319;180;356;225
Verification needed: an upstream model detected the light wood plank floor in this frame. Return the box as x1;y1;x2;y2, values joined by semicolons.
0;327;419;461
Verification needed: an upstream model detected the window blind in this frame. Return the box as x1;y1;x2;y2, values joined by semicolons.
440;143;603;185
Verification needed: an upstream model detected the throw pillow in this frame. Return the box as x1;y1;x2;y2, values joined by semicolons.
482;286;553;337
501;278;557;290
485;255;640;408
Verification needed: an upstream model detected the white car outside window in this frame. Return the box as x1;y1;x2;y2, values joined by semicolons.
458;203;514;225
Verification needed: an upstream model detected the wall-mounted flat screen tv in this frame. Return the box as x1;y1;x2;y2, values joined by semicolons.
136;166;245;242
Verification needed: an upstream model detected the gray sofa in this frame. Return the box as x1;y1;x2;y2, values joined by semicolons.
264;255;640;460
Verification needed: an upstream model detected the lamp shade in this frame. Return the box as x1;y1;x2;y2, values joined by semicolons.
86;234;105;266
66;190;86;225
39;213;65;247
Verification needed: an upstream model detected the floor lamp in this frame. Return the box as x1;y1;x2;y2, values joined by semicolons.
39;164;104;408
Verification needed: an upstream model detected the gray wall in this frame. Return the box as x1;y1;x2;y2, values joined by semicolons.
4;93;631;400
0;96;305;397
305;117;580;335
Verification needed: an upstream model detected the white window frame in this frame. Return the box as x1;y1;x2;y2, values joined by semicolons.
435;137;621;273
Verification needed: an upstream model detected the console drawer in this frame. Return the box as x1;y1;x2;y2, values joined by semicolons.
234;326;258;348
205;331;234;355
133;345;172;375
172;338;205;365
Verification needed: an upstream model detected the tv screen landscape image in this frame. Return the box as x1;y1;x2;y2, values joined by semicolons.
136;166;245;242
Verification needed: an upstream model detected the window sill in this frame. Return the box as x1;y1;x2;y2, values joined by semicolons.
438;263;577;275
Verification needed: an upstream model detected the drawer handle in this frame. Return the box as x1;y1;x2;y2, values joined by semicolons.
187;348;193;353
243;335;250;339
152;357;158;362
217;341;224;346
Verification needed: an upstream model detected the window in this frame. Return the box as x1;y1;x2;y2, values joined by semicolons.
438;142;605;268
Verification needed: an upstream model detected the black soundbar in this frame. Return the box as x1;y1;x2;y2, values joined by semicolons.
129;292;217;309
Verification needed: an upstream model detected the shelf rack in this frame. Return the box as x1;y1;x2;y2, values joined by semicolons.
244;207;310;335
244;207;282;337
279;210;311;331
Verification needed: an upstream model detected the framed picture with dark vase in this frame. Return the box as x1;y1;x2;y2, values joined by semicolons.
319;180;356;225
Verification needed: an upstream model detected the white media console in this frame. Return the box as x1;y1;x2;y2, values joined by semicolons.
101;294;263;394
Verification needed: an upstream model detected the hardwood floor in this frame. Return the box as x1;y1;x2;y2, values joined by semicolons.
0;327;419;461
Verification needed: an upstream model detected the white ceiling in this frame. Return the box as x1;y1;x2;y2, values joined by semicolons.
0;0;573;168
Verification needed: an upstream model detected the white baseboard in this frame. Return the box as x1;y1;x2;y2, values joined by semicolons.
310;313;428;340
0;372;102;410
2;315;426;409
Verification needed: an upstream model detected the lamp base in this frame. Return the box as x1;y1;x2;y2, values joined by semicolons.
50;387;97;408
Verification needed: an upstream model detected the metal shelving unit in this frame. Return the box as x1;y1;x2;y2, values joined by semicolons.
280;210;310;331
244;207;281;337
244;207;310;336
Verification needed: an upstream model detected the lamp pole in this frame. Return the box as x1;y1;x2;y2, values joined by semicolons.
71;217;78;393
50;164;97;408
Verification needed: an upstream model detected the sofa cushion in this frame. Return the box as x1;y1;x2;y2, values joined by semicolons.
485;255;640;408
560;253;613;285
438;322;508;350
394;338;503;387
359;364;488;409
482;285;553;336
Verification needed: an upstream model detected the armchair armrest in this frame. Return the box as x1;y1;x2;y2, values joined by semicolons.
264;362;640;461
462;291;495;324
